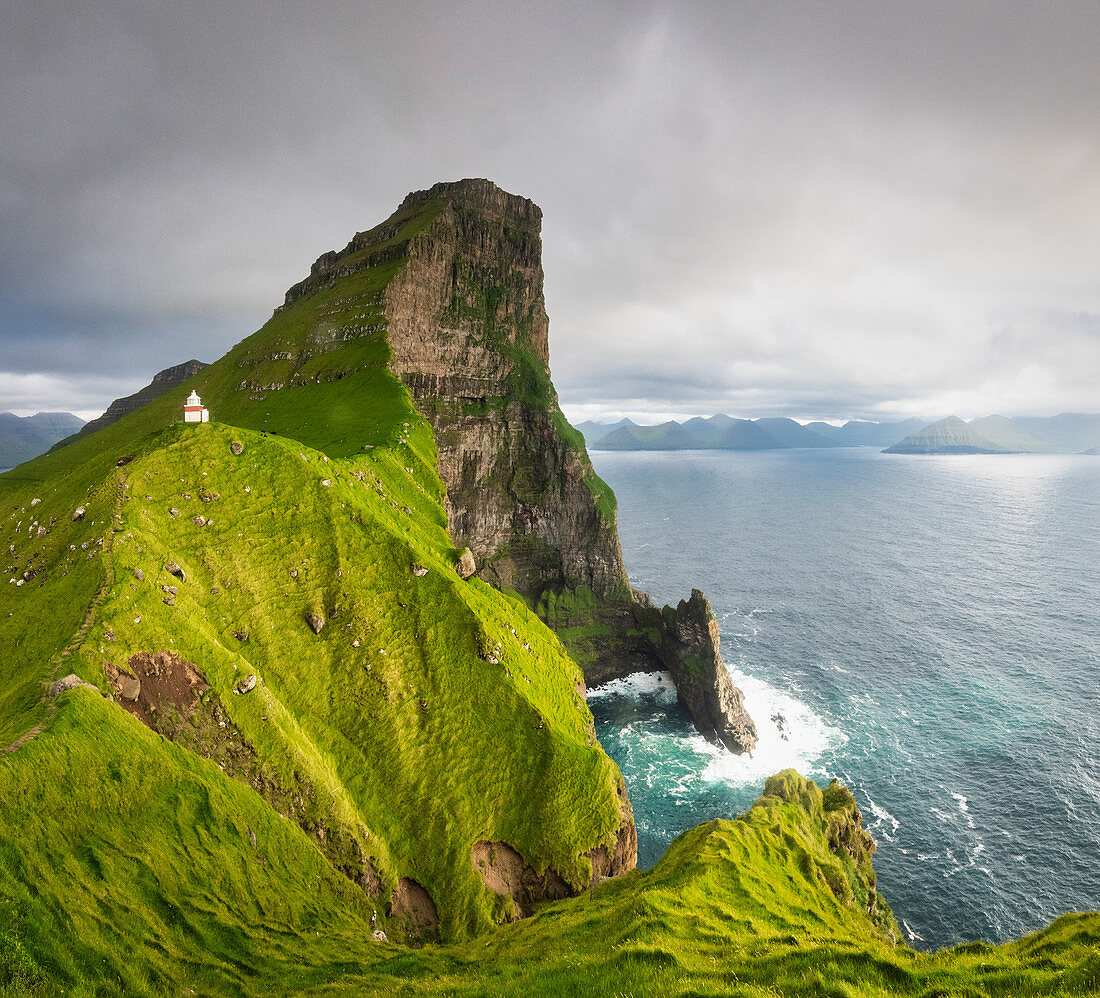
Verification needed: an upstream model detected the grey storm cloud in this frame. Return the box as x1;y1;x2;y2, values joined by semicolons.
1;0;1098;421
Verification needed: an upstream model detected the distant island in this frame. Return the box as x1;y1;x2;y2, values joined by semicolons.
885;413;1100;454
576;412;1100;455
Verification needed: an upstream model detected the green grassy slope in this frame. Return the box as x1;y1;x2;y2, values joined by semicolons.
1;418;627;947
1;190;632;991
6;769;1094;996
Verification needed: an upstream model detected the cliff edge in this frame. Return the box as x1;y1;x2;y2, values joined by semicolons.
289;179;756;753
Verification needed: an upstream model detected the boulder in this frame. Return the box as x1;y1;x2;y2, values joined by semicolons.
411;564;428;577
456;549;477;580
165;561;186;582
306;612;325;634
49;674;94;697
133;568;144;581
230;441;244;455
370;930;388;943
71;506;86;521
118;675;141;701
236;675;257;695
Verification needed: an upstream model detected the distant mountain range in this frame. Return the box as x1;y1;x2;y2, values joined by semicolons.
0;411;85;468
576;413;1100;455
576;415;925;451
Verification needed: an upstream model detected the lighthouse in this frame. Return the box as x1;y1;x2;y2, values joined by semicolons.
183;390;210;423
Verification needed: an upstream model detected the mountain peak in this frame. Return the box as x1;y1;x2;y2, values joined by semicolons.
397;178;542;220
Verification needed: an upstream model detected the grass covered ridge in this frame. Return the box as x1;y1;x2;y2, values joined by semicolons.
5;769;1095;996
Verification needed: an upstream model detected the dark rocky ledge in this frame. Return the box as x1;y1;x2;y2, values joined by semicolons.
656;589;758;754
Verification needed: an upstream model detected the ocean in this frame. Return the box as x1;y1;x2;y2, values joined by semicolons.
586;447;1100;950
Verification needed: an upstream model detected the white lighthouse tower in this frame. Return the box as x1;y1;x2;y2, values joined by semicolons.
183;390;210;423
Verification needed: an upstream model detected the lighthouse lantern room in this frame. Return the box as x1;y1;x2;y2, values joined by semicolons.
184;390;210;423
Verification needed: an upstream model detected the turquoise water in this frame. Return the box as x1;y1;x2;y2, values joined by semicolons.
587;447;1100;949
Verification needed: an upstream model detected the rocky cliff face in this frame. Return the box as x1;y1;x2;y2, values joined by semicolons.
287;179;757;754
383;180;628;599
656;590;758;752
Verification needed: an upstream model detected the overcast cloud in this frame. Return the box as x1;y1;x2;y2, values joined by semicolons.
2;0;1098;422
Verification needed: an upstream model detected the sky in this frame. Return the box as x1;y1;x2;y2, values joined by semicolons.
2;1;1098;424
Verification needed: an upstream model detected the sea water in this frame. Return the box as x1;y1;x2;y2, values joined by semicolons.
586;447;1100;949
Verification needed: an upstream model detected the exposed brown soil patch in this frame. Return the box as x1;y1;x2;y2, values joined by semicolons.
589;779;638;880
472;783;636;921
105;650;208;734
471;840;570;918
391;877;439;942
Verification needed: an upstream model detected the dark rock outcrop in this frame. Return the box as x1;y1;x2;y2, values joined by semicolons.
656;590;757;753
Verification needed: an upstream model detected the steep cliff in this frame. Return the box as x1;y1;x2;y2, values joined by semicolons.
284;179;757;753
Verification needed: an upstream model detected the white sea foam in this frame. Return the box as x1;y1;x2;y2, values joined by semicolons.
863;793;900;842
951;792;975;828
696;668;846;786
589;667;845;789
587;670;677;703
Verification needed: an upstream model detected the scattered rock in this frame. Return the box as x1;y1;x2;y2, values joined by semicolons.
411;564;428;577
370;930;388;943
72;506;86;521
162;585;177;595
456;549;477;580
30;497;40;506
117;675;141;701
49;674;95;697
236;675;257;695
232;630;248;642
133;568;144;581
168;507;180;518
321;478;333;487
230;441;244;456
162;597;175;607
192;515;206;527
290;569;298;578
306;612;325;634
